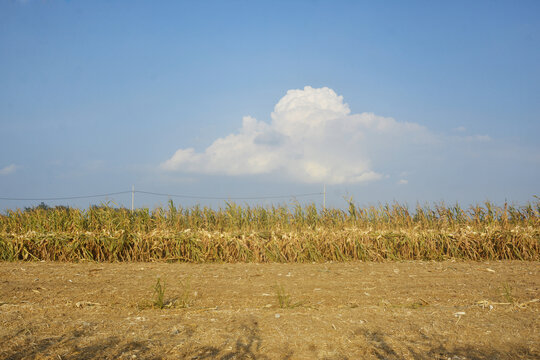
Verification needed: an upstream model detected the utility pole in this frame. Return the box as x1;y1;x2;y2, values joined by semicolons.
131;185;135;212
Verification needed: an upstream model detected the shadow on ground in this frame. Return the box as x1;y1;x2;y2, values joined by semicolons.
1;329;153;360
361;329;534;360
177;319;280;360
1;325;535;360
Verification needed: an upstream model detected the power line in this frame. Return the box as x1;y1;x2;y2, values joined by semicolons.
0;191;131;201
135;190;323;200
0;190;323;201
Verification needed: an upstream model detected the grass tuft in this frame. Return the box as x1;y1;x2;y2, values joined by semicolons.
176;277;193;308
153;277;166;309
501;282;515;304
275;284;303;308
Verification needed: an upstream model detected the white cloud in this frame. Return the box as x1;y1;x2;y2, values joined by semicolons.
397;179;408;185
0;164;18;176
463;134;491;142
399;171;411;177
161;86;437;184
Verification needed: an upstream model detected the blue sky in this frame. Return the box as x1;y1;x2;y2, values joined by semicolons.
1;0;539;210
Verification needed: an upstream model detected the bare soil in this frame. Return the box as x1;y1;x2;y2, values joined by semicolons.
0;261;538;360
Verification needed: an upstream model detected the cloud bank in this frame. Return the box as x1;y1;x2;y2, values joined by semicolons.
0;164;18;176
161;86;449;184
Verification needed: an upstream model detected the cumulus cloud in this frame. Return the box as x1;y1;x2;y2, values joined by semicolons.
0;164;18;176
161;86;444;184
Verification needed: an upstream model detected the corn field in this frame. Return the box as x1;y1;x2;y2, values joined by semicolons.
1;199;539;262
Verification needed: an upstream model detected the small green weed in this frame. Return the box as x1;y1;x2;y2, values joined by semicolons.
501;282;515;304
137;277;195;310
153;277;166;309
176;277;193;308
275;284;303;308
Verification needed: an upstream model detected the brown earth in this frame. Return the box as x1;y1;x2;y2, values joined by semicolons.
0;261;538;360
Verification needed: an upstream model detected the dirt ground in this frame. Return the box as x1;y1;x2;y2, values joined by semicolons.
0;261;538;360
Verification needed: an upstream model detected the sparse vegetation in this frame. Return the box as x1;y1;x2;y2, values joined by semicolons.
0;199;538;262
138;276;195;310
153;277;166;309
176;277;193;308
501;282;516;304
275;284;303;308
